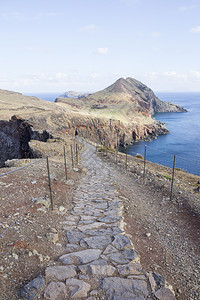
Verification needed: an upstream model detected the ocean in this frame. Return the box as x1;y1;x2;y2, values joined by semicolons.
24;92;200;176
25;92;60;102
120;92;200;176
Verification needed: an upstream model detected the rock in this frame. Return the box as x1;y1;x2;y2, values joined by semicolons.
60;249;102;264
58;206;66;212
101;277;148;299
66;179;75;186
84;227;123;236
112;234;133;250
78;222;106;231
45;265;77;281
12;253;19;260
20;275;45;299
107;249;139;264
36;197;50;208
66;229;85;243
65;243;80;252
146;233;151;238
79;259;116;276
148;272;157;292
66;278;90;298
46;232;59;244
103;244;118;254
88;263;116;276
44;281;67;300
83;235;112;249
154;287;176;300
153;272;165;288
97;215;122;223
117;263;143;276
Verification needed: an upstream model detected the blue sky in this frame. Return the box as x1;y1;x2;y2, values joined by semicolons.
1;0;200;93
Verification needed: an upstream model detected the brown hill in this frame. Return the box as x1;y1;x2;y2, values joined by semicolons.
83;77;187;114
0;77;187;160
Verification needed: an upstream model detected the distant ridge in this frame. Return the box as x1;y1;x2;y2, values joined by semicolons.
58;91;91;99
56;77;187;115
84;77;187;114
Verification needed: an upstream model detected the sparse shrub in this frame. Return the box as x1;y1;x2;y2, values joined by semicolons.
162;174;172;180
134;154;143;159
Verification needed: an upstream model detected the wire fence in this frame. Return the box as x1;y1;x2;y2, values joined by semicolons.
0;141;81;240
94;140;200;201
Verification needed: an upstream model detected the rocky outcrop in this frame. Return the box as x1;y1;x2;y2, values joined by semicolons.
68;116;169;148
56;91;91;99
83;77;187;114
0;116;53;167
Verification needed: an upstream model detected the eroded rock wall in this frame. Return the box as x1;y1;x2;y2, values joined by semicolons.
0;116;52;167
65;116;169;148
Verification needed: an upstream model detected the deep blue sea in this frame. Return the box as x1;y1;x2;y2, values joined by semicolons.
25;92;59;102
121;92;200;176
24;92;200;176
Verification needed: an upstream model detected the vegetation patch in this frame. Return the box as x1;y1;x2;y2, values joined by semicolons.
162;174;172;180
134;154;144;159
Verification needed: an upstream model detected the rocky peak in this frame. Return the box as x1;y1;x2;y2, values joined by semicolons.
85;77;187;114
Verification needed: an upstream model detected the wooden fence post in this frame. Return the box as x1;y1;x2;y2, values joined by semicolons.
46;156;53;210
170;155;176;201
63;146;67;180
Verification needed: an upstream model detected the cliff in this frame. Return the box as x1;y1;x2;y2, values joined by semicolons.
0;77;187;164
57;91;91;99
81;77;186;114
0;116;53;167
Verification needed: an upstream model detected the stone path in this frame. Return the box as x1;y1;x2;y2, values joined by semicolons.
21;141;176;299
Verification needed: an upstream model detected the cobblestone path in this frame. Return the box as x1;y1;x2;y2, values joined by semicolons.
21;141;176;299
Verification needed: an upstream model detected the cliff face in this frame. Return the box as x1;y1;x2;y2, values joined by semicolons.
60;114;169;148
0;116;53;167
54;77;186;147
0;77;187;161
0;116;32;167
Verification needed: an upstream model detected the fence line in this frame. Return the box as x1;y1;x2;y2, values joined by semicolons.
146;144;200;165
94;139;199;202
0;146;64;179
0;143;80;239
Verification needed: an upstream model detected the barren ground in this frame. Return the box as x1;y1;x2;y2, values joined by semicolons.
0;137;199;300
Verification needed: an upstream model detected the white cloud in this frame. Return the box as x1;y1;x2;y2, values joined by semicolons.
55;72;68;79
190;26;200;33
189;70;200;79
151;32;160;38
162;71;187;80
96;47;108;55
35;12;60;19
120;0;139;5
143;70;200;91
0;11;24;21
79;24;99;32
179;5;197;12
91;73;99;79
152;47;160;52
179;6;187;12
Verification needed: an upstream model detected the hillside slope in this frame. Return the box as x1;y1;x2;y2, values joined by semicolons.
0;77;187;151
56;77;186;117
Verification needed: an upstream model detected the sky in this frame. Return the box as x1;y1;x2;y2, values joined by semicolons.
1;0;200;93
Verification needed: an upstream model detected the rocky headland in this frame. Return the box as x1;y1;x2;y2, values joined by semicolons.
0;77;186;165
55;77;186;146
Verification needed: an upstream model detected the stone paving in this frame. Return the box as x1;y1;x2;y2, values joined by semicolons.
21;141;176;299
